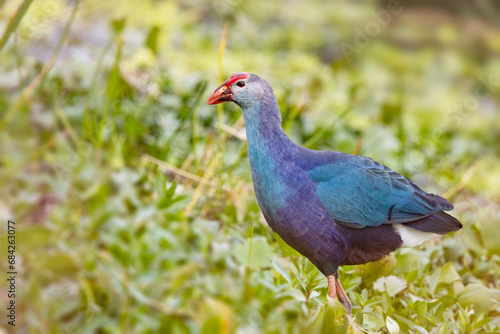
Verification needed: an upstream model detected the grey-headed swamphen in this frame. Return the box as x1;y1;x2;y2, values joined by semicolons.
207;72;462;314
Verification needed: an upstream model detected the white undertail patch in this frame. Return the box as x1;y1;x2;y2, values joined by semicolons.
393;224;434;247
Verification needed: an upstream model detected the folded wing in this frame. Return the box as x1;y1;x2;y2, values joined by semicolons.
307;156;454;229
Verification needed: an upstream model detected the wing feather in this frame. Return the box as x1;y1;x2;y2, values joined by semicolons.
307;156;453;228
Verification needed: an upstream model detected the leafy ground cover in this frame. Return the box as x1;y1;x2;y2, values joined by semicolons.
0;0;500;333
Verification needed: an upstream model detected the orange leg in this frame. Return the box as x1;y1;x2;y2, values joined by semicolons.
327;274;353;315
328;274;355;324
327;275;337;298
335;276;352;315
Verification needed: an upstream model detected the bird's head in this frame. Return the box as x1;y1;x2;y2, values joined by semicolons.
207;72;274;110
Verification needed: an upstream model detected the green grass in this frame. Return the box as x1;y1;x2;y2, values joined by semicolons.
1;0;500;333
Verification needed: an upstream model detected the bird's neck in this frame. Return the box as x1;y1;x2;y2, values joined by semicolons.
241;100;295;156
241;98;297;216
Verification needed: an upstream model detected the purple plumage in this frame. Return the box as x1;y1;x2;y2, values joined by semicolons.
208;72;462;314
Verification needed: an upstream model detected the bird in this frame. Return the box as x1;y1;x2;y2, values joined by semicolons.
207;72;462;315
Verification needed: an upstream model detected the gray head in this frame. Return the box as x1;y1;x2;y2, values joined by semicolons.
207;72;278;111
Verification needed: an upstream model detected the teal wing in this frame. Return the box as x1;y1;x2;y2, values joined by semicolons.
307;156;453;228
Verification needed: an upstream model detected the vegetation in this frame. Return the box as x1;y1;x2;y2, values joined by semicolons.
1;0;499;332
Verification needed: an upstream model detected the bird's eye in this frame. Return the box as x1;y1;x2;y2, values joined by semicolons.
236;81;245;87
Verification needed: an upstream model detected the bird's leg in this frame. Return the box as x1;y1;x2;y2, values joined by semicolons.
335;276;352;315
327;274;337;298
328;274;354;324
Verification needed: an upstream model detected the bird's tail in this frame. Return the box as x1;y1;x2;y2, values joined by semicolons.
403;211;462;235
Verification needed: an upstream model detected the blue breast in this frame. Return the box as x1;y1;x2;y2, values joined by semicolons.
244;119;347;274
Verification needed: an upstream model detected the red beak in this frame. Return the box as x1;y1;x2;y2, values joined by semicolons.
207;84;232;105
207;73;249;105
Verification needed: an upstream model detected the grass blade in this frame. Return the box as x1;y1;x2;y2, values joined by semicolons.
0;0;33;51
216;23;229;134
1;0;80;128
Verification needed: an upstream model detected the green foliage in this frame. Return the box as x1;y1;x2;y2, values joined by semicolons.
0;0;500;332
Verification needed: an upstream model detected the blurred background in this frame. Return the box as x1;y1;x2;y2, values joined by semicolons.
0;0;499;332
